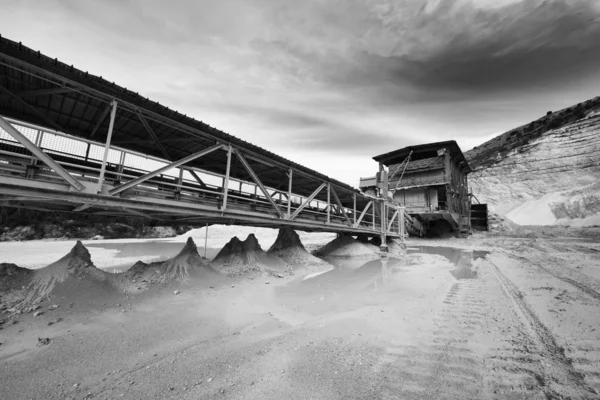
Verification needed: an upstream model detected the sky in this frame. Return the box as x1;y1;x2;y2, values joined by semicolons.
2;0;600;185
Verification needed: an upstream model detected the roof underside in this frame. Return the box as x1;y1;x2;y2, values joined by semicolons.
373;140;471;172
0;37;366;208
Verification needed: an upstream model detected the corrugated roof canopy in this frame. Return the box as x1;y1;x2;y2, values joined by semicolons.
0;36;367;208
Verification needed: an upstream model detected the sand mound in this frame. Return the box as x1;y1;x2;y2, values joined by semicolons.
314;235;380;257
123;237;215;285
21;241;116;306
212;234;288;276
0;263;33;310
268;228;331;270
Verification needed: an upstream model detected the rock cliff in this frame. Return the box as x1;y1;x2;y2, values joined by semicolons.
466;97;600;227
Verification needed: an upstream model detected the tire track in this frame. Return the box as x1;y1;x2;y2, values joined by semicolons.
531;260;600;302
375;280;487;399
488;259;598;399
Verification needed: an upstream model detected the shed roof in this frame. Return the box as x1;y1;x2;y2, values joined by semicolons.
373;140;471;173
0;36;366;208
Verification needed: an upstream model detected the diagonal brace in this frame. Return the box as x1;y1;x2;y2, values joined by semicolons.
136;111;172;161
0;114;85;191
387;209;399;231
353;201;372;228
89;103;112;138
290;182;327;220
330;186;352;224
187;169;208;188
234;149;284;219
109;143;225;195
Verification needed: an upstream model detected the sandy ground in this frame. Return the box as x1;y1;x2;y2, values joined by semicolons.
2;232;600;399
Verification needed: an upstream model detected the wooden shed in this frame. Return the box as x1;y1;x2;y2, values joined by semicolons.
364;140;473;235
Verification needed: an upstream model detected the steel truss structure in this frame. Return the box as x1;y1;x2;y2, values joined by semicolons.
0;37;413;243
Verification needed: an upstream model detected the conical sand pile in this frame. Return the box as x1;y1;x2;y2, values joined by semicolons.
314;235;380;257
212;234;287;276
22;241;116;305
268;227;331;270
1;263;33;309
124;237;214;284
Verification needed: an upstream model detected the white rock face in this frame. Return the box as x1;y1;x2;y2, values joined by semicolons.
466;105;600;227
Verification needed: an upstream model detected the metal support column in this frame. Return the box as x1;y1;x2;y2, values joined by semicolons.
379;164;389;252
222;145;232;210
97;100;118;193
287;168;292;219
326;183;330;225
353;193;356;225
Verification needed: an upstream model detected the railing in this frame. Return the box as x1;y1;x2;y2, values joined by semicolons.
0;117;406;237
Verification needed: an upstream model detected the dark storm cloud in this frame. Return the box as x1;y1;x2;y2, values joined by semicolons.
256;0;600;98
372;0;600;92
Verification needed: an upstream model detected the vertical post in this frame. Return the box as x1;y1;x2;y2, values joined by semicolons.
372;201;375;230
27;130;43;178
84;142;91;162
353;193;356;225
326;183;331;225
399;210;405;243
287;168;293;219
379;163;389;252
204;223;208;259
222;145;232;210
239;181;243;192
32;130;42;165
96;100;118;193
175;167;184;200
117;151;126;180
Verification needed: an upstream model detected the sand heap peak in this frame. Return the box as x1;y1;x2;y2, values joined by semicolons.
22;241;114;306
243;234;262;252
212;233;286;276
267;228;331;270
125;237;213;284
268;227;305;252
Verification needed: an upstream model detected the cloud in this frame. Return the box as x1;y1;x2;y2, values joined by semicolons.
2;0;600;183
251;0;600;98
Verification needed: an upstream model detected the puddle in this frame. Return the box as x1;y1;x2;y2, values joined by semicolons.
408;246;489;280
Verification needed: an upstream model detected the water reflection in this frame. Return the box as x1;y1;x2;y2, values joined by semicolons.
407;246;489;280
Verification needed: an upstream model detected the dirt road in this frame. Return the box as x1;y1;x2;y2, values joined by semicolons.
1;235;599;399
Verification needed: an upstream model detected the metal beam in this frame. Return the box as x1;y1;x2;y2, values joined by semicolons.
96;100;118;193
353;193;356;225
222;145;232;210
109;143;224;195
387;209;399;231
234;148;284;219
89;103;112;138
290;182;327;220
0;87;74;101
0;85;67;133
354;201;372;228
136;111;171;161
187;169;207;188
330;186;352;225
0;180;402;237
287;168;293;218
0;114;85;191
